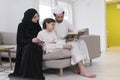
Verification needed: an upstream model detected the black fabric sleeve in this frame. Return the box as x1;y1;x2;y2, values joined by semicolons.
17;23;32;47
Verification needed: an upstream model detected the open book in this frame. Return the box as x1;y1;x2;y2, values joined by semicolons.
64;30;85;40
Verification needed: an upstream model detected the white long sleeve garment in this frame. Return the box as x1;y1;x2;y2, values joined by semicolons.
54;20;90;65
54;20;75;39
37;29;66;53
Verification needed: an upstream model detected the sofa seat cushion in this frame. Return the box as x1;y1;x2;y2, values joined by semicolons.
0;52;16;58
43;49;71;60
43;58;71;69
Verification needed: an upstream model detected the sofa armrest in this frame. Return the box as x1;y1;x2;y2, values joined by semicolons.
80;35;101;60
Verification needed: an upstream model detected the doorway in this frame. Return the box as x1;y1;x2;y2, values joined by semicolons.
106;1;120;47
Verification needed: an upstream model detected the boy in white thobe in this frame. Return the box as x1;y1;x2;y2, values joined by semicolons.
37;18;72;53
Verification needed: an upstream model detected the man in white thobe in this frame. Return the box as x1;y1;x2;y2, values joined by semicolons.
52;6;96;78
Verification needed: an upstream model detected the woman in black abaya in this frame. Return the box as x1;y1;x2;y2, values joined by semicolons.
9;8;45;80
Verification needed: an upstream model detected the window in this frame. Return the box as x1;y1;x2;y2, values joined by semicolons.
39;0;54;26
39;0;73;26
57;0;73;23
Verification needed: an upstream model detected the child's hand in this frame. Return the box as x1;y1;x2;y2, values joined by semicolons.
49;40;56;44
64;45;72;50
38;41;45;46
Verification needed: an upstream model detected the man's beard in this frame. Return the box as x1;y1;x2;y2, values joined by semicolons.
56;20;63;23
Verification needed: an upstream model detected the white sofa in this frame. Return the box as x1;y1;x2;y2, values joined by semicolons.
0;29;101;76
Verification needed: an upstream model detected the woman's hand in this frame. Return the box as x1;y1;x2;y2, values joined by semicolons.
32;38;44;46
32;38;41;43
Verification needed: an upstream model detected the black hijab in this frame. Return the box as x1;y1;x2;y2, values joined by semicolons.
17;8;42;47
21;8;41;38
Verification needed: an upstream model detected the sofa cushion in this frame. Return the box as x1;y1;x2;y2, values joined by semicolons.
43;49;71;60
0;52;16;58
0;32;16;45
43;58;71;68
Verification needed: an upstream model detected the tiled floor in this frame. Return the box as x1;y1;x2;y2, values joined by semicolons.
1;47;120;80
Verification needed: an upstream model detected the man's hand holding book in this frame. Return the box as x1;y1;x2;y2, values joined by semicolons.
64;30;85;42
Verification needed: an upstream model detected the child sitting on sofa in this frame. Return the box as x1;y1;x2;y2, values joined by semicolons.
38;18;96;78
37;18;72;53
